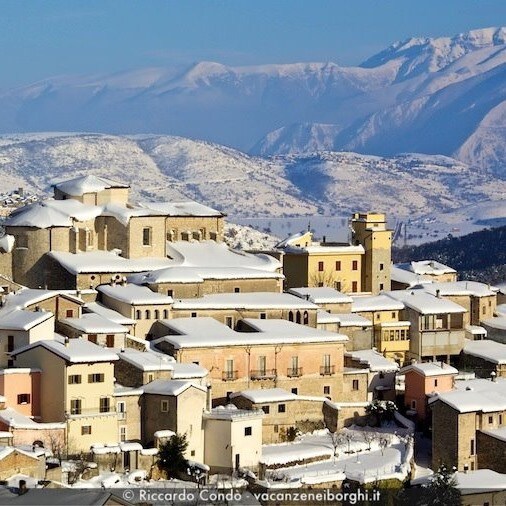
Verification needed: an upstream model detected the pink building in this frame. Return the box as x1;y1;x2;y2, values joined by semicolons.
400;362;458;421
0;368;41;418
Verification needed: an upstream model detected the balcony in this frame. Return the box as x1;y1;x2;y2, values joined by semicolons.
287;367;303;378
250;369;277;380
68;406;116;417
222;370;238;381
320;365;335;376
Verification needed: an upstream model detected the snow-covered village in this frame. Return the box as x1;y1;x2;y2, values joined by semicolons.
0;172;501;504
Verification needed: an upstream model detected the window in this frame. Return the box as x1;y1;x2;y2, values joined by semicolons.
278;404;286;413
352;281;358;292
117;401;126;420
274;424;279;433
99;397;110;413
352;379;359;390
262;406;270;414
258;356;267;375
335;261;341;271
324;386;330;395
352;260;358;271
81;425;92;435
68;375;81;385
163;309;169;319
154;310;160;320
191;312;197;318
288;311;294;322
318;261;324;272
66;309;74;318
334;281;341;291
161;400;169;413
88;373;104;383
17;394;30;404
119;426;127;442
148;373;154;383
7;335;14;352
71;399;82;415
88;334;97;344
142;227;152;246
303;311;309;325
167;290;173;297
500;415;503;425
260;312;266;319
190;450;195;456
145;310;151;319
244;426;252;436
225;316;234;328
291;388;298;395
379;263;384;271
411;400;417;409
489;416;493;424
234;287;240;293
470;439;475;455
106;335;114;347
434;379;438;387
136;310;142;319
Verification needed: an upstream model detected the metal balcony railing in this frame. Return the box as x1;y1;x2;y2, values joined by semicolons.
250;369;277;380
287;367;303;377
320;365;335;376
222;370;238;381
68;406;116;416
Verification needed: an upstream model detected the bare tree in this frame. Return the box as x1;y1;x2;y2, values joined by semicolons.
343;432;354;454
43;430;67;465
327;429;343;462
362;431;376;452
379;435;392;456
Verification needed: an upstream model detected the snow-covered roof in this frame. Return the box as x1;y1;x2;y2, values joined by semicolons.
84;302;135;325
390;265;432;288
137;200;223;217
429;378;506;413
156;317;348;349
344;350;399;371
49;250;175;275
130;266;283;284
0;288;83;312
118;349;176;371
481;315;506;331
463;339;506;364
5;202;72;228
142;379;206;396
54;175;129;196
316;310;372;326
275;231;311;249
230;388;298;404
204;404;264;420
0;235;15;253
480;426;506;443
113;384;144;397
400;362;458;377
172;292;317;310
455;469;506;494
11;335;118;364
351;294;405;312
397;260;456;276
97;284;173;305
165;240;281;272
385;290;467;315
465;325;487;335
496;304;506;317
0;309;53;331
60;313;127;334
0;407;65;430
421;281;498;298
154;429;176;438
288;287;353;304
0;368;40;376
283;243;365;255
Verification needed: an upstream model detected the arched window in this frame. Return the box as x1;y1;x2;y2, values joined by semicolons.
288;311;294;322
163;309;169;319
136;310;141;320
303;311;309;325
296;311;301;324
145;310;151;319
154;310;160;320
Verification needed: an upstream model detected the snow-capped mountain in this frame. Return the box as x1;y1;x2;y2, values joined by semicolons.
3;27;506;173
0;133;504;222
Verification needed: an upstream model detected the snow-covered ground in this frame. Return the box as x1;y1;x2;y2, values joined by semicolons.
261;427;413;486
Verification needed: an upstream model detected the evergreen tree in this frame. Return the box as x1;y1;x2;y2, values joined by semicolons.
157;433;189;478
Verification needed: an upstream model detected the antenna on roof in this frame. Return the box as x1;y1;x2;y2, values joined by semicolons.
307;221;311;232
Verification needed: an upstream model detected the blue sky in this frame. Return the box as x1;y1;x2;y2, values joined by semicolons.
1;0;505;88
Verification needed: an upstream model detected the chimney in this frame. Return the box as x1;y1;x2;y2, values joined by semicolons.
18;187;23;197
64;336;69;347
206;383;212;412
436;289;441;299
323;235;326;244
76;289;81;299
491;371;497;382
463;464;469;474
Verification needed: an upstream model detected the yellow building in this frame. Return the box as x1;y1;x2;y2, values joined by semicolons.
11;336;119;454
277;212;392;295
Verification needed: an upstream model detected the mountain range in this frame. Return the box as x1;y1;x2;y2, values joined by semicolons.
0;133;504;224
2;27;506;175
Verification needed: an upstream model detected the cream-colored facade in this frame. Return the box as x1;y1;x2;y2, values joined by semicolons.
11;340;119;454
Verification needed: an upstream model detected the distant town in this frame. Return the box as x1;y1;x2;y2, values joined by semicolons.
0;174;503;503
